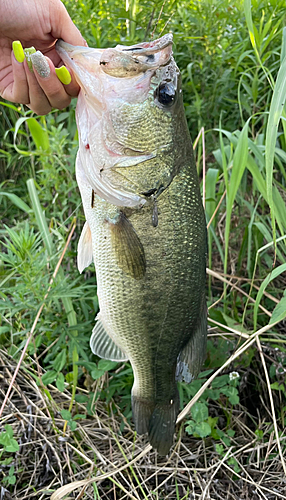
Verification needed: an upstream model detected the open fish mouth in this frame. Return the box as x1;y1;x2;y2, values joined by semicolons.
55;35;178;208
56;34;173;79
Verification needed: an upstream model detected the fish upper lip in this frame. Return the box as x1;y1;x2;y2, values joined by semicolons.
120;34;173;56
56;38;102;57
56;35;173;67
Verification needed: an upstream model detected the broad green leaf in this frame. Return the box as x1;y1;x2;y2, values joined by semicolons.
98;359;118;371
61;409;72;421
205;388;221;400
224;119;251;276
221;386;239;405
212;375;229;388
246;155;267;199
76;361;98;372
270;293;286;325
191;402;208;423
42;369;57;385
4;425;13;438
5;440;19;453
73;414;86;420
26;117;50;151
185;420;195;436
0;192;31;213
91;368;105;380
265;54;286;242
254;263;286;329
227;429;236;437
69;420;77;431
0;425;19;452
205;168;219;222
270;382;285;391
194;422;212;438
56;373;65;392
280;27;286;64
53;350;67;373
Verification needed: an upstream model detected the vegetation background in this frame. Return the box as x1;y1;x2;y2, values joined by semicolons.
1;0;286;498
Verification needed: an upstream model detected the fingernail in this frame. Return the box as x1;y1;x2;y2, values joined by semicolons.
12;41;25;63
30;51;50;78
24;47;36;71
55;66;72;85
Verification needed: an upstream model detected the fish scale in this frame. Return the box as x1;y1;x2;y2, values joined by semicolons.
56;34;207;455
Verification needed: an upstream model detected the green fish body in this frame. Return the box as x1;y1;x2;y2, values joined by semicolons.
56;35;207;455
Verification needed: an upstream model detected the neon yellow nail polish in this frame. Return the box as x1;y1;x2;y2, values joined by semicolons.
12;41;25;63
24;47;36;71
55;66;72;85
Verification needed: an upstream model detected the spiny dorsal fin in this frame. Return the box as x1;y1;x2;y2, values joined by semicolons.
77;221;93;274
109;211;146;280
90;313;128;362
176;302;208;383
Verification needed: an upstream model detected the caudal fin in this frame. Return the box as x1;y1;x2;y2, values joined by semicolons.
132;395;155;435
148;394;179;456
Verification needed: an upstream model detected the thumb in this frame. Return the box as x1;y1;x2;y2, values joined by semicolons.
50;1;87;47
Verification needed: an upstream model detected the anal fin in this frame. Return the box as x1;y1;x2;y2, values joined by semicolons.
176;302;208;383
77;221;93;274
90;313;128;362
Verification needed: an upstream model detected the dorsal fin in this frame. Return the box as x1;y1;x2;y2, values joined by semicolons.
77;221;93;273
90;313;128;362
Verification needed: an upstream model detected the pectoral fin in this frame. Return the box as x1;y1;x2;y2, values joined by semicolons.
176;302;208;383
77;221;93;274
90;313;128;362
109;212;146;280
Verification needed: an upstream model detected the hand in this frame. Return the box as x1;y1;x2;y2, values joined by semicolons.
0;0;87;114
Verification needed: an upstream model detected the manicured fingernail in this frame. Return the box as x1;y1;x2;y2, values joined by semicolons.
55;66;71;85
12;41;25;63
30;51;50;78
24;47;36;71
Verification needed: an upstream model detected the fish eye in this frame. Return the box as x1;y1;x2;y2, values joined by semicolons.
154;82;176;107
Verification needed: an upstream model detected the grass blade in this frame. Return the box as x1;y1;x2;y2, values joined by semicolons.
26;178;53;255
265;52;286;251
0;192;31;213
253;263;286;330
26;178;77;330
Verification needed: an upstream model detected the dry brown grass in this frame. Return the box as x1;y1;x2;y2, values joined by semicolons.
1;335;286;500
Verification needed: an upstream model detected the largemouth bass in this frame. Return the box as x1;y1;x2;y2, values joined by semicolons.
56;35;207;455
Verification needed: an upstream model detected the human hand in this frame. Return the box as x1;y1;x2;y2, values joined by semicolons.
0;0;87;114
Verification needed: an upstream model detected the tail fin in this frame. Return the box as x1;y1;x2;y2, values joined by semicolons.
132;395;155;435
148;393;180;456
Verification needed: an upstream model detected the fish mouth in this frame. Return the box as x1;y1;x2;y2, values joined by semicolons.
56;35;173;78
55;36;177;209
119;34;173;53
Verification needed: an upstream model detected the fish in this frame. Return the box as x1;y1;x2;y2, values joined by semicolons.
56;34;207;455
